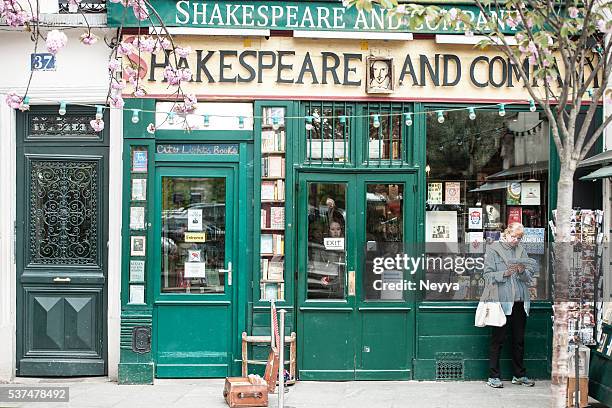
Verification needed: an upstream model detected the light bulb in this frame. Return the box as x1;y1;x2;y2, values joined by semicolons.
168;112;176;125
498;104;506;117
372;115;380;128
339;116;346;125
272;116;280;131
203;115;210;127
58;101;67;116
437;111;445;124
238;116;245;129
95;105;103;120
468;107;476;121
529;99;536;112
131;109;140;124
404;113;413;127
21;96;30;111
305;116;313;131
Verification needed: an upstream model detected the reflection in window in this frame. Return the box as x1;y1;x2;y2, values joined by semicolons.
305;104;351;163
307;183;346;299
161;177;226;294
364;184;404;301
425;110;549;301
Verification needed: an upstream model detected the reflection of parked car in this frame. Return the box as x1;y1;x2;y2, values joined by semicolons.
162;202;226;243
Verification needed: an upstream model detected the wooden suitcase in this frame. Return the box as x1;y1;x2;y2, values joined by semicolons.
223;350;279;408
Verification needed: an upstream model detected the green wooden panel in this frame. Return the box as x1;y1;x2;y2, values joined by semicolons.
155;305;231;378
359;310;411;371
414;358;550;381
300;311;355;372
589;352;612;407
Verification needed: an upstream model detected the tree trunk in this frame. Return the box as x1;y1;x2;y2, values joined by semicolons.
551;160;577;408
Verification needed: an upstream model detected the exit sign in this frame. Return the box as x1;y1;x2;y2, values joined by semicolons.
30;53;56;71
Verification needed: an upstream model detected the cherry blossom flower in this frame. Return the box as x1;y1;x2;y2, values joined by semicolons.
5;92;22;109
159;38;172;50
506;16;518;29
175;47;192;58
80;32;98;45
163;66;192;86
110;95;125;109
108;60;121;73
448;8;458;21
146;123;156;134
117;41;132;56
133;87;146;97
111;80;126;90
597;19;612;34
46;30;68;55
133;36;156;53
128;0;149;21
90;118;105;132
568;7;579;19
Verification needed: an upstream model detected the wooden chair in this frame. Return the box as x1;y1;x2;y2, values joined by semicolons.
241;331;296;385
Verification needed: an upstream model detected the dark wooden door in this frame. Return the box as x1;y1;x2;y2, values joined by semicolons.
16;107;109;376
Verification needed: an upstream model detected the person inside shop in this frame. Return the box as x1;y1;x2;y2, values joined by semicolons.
483;222;538;388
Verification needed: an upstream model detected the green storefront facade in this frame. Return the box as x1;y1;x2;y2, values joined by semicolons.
115;1;560;384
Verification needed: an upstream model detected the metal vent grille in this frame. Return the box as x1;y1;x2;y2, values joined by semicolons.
436;353;464;380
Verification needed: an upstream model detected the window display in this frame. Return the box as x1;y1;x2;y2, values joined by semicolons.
425;110;550;301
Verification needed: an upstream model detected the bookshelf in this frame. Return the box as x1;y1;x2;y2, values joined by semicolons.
259;107;287;301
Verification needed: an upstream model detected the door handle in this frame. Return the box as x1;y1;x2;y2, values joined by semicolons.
219;262;232;286
53;277;71;283
348;271;355;296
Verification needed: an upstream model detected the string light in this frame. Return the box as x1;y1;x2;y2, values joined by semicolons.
339;115;346;125
468;107;476;121
437;111;445;124
58;101;67;116
95;105;103;120
529;99;537;112
272;116;280;130
131;109;140;124
587;88;595;100
403;113;413;127
203;114;210;127
372;114;380;128
305;116;314;130
498;104;506;117
238;116;245;129
21;96;30;110
168;112;176;125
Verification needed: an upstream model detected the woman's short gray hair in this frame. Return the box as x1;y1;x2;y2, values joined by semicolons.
505;222;525;236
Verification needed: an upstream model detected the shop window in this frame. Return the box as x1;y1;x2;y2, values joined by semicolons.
304;102;352;164
259;106;287;301
424;109;550;301
365;105;406;163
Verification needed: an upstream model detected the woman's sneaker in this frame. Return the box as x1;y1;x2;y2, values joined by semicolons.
487;378;504;388
512;376;535;386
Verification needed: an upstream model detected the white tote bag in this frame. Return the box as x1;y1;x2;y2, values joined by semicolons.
474;283;507;327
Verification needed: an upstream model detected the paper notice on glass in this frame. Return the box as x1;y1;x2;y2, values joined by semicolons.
130;206;145;230
129;285;145;304
188;250;201;262
188;209;203;231
184;262;206;278
132;178;147;201
468;207;483;230
521;181;540;205
324;237;345;251
129;260;145;281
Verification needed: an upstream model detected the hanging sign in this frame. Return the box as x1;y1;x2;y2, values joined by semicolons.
156;144;239;155
324;237;344;251
109;1;518;34
185;232;207;242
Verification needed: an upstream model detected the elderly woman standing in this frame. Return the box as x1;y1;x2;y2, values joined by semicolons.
483;222;538;388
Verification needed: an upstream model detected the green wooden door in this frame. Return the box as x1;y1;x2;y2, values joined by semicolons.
297;172;416;380
153;165;237;378
16;107;109;376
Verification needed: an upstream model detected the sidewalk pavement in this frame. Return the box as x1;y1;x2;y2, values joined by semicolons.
0;377;608;408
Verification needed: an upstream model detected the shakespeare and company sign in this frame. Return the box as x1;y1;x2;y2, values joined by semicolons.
122;37;586;101
109;0;518;34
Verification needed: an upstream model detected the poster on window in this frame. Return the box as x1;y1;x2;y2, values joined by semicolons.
507;207;523;225
426;211;458;242
130;206;145;230
521;182;541;205
131;178;147;201
184;262;206;278
187;208;203;231
427;183;443;204
507;182;521;205
468;207;483;230
445;182;461;204
132;150;148;173
484;204;502;228
522;227;545;254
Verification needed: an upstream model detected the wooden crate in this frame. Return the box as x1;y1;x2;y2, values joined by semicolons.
567;377;589;408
